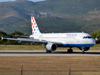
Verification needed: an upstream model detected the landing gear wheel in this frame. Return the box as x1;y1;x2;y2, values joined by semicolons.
82;51;85;54
46;50;51;53
82;47;85;54
67;49;73;53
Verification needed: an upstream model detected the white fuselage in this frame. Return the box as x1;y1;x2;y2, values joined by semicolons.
30;32;95;47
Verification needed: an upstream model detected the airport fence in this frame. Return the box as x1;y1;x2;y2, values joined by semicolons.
0;65;100;75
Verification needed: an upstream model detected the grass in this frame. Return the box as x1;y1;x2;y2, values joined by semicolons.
0;44;100;75
0;45;45;50
0;56;100;75
0;44;100;50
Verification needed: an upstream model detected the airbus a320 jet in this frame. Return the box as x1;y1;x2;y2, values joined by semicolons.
2;16;96;53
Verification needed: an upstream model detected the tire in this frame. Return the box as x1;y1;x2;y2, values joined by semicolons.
46;50;51;53
67;49;73;53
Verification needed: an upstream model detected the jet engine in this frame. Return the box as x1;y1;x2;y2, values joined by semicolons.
79;47;90;51
46;43;57;51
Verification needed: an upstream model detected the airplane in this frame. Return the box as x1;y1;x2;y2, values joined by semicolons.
2;16;96;53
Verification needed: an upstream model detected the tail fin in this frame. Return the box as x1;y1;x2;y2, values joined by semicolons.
31;16;41;35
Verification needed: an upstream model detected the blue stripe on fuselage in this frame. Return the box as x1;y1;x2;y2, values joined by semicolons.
58;44;95;47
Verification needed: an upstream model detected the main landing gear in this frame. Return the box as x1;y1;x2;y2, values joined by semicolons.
67;47;73;53
46;50;51;53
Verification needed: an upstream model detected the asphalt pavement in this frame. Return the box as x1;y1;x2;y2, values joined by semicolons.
0;50;100;56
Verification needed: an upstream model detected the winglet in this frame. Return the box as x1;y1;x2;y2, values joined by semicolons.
1;37;6;40
1;37;4;40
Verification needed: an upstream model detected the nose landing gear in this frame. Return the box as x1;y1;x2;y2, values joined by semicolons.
82;47;85;54
67;47;73;53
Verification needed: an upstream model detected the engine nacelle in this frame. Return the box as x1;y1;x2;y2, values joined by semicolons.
79;47;90;51
46;43;57;51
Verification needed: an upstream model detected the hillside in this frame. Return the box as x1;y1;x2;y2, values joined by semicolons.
31;0;100;18
0;0;100;34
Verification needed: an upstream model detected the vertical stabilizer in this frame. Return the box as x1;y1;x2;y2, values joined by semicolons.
31;16;41;35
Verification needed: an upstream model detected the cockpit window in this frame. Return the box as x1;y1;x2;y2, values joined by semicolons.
83;36;93;39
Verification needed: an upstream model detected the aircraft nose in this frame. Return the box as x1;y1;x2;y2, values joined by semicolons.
87;39;95;47
91;39;96;44
87;39;95;44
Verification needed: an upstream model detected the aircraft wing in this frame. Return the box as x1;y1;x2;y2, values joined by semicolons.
1;37;62;44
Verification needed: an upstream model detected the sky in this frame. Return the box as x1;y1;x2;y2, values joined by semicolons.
0;0;45;2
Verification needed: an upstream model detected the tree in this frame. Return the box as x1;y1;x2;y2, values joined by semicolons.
9;31;24;38
0;31;7;37
0;31;24;44
91;30;100;43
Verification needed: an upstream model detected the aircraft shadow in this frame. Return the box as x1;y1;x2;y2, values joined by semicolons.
0;51;100;55
54;51;100;55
